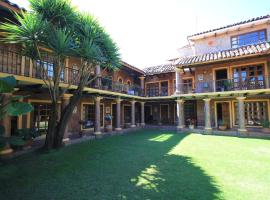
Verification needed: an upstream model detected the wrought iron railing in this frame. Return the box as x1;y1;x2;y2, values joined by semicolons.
0;49;143;96
145;85;174;97
175;76;269;94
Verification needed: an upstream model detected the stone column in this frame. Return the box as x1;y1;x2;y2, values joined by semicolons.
61;94;73;143
140;102;145;126
175;68;183;94
176;99;185;131
237;96;247;133
94;96;102;135
0;93;13;155
203;98;212;132
139;76;145;96
95;65;101;88
131;100;136;128
115;98;122;132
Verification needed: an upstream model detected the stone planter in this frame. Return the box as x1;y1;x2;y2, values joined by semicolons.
105;125;113;132
189;125;194;129
262;128;270;133
125;123;131;128
218;125;227;131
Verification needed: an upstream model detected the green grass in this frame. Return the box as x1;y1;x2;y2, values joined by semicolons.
1;130;270;200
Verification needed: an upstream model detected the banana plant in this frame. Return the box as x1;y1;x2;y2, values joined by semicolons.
0;76;34;150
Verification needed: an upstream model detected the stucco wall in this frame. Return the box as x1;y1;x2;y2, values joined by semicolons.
192;23;270;55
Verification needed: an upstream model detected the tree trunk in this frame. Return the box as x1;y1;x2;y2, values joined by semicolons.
53;91;82;148
44;100;58;150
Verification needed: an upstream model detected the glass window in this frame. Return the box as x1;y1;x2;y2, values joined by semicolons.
146;83;159;97
234;101;268;126
36;60;64;81
82;104;95;129
231;30;266;48
32;103;51;134
160;81;168;96
233;65;265;90
183;78;193;93
82;104;104;129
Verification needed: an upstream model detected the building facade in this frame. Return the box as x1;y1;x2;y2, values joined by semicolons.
1;1;270;154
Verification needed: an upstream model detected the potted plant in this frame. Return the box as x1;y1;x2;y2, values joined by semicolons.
12;128;40;150
104;114;113;132
224;80;233;91
187;118;195;129
218;120;227;131
261;120;270;133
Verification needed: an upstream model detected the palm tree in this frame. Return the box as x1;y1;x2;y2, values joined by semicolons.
0;0;120;149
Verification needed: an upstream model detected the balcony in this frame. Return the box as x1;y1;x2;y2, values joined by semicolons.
177;77;269;94
0;48;143;97
145;86;172;97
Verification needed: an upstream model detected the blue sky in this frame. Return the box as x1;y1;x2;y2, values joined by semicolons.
10;0;270;68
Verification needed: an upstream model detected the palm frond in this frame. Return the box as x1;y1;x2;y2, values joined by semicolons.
46;29;75;57
0;12;48;59
29;0;77;28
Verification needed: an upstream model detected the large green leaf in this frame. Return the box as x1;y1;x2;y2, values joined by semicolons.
7;102;33;116
10;95;25;101
0;76;16;93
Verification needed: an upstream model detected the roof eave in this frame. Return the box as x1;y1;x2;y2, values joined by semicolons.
121;61;144;75
178;51;270;68
188;17;270;41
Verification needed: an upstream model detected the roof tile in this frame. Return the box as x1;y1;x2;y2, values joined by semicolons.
188;15;270;38
177;41;270;66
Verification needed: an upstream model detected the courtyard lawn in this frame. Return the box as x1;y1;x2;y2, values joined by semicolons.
0;130;270;200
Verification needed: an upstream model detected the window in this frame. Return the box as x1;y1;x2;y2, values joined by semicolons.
234;101;268;126
82;104;104;129
233;65;265;90
36;60;64;81
183;78;193;93
82;104;95;129
102;76;113;90
31;103;51;134
160;81;168;96
146;83;159;97
231;30;266;48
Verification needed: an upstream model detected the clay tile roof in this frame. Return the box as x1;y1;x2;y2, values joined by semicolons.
121;61;144;74
143;64;176;75
188;15;270;38
176;41;270;66
2;0;26;11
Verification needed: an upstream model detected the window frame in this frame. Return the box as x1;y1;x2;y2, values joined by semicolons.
230;29;267;48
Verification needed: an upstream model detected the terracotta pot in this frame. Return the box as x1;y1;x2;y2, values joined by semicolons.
219;125;227;131
105;125;112;132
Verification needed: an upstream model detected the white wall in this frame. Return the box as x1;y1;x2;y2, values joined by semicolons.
177;44;195;57
191;23;270;55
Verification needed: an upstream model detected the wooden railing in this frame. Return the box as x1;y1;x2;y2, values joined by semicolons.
0;49;143;96
176;77;269;94
145;85;173;97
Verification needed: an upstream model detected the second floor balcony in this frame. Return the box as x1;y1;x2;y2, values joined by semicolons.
177;76;269;94
0;48;143;97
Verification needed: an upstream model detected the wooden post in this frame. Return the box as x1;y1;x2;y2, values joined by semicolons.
29;59;33;77
21;56;25;76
